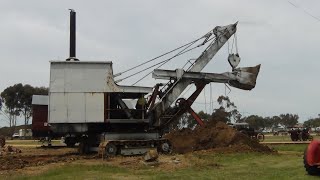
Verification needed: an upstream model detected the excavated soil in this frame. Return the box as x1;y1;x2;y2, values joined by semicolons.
165;120;273;154
0;147;88;172
0;147;191;174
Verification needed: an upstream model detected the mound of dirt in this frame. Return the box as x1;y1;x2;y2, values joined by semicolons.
0;153;81;171
165;120;272;154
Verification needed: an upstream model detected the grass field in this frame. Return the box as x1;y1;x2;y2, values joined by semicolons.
263;134;319;142
2;135;319;179
7;144;318;180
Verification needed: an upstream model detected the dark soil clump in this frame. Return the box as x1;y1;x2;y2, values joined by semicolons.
165;120;272;154
0;153;81;171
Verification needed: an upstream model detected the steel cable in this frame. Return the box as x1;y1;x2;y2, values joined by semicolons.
114;35;209;78
131;40;200;85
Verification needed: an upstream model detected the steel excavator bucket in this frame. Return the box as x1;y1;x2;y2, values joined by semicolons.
228;64;261;90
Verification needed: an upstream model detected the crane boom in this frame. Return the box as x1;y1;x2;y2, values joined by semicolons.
151;23;238;127
189;23;238;72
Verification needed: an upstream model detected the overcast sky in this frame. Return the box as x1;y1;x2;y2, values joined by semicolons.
0;0;319;126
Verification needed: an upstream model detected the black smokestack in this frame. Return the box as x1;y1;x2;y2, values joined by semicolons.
67;9;78;61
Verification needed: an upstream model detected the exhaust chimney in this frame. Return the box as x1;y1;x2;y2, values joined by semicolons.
67;9;78;61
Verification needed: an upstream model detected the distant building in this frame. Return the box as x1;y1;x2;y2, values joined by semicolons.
19;129;32;138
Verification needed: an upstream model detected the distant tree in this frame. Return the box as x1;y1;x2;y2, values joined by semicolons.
211;96;241;123
169;96;241;129
304;116;320;128
211;107;230;123
169;110;212;130
21;85;48;126
169;113;189;131
242;115;266;130
239;114;300;130
198;111;210;120
0;84;48;127
183;110;214;128
279;113;299;127
20;84;34;126
181;113;197;129
33;87;49;95
0;84;24;127
270;115;281;127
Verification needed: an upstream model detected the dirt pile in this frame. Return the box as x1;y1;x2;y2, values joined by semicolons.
3;145;22;153
0;152;81;171
165;120;272;154
0;145;22;156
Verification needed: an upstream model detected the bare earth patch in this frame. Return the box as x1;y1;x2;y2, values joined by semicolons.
165;120;273;154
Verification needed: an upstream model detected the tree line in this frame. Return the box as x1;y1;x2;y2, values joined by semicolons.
171;95;301;130
303;115;320;128
1;83;316;130
0;83;48;127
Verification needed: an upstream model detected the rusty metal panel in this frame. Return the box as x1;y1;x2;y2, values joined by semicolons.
32;105;49;131
85;93;104;123
32;95;50;136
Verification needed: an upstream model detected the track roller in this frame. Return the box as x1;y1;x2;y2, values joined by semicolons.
158;141;172;154
105;143;118;157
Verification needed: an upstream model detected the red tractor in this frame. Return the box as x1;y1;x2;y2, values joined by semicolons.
304;140;320;175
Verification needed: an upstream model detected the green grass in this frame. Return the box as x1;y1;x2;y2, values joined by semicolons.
263;134;319;142
16;165;130;180
269;144;308;152
263;135;293;142
12;153;317;180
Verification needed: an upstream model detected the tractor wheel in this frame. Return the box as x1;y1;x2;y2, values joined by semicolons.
291;134;298;141
158;141;172;154
65;137;76;147
304;149;320;175
298;133;302;141
257;133;265;142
